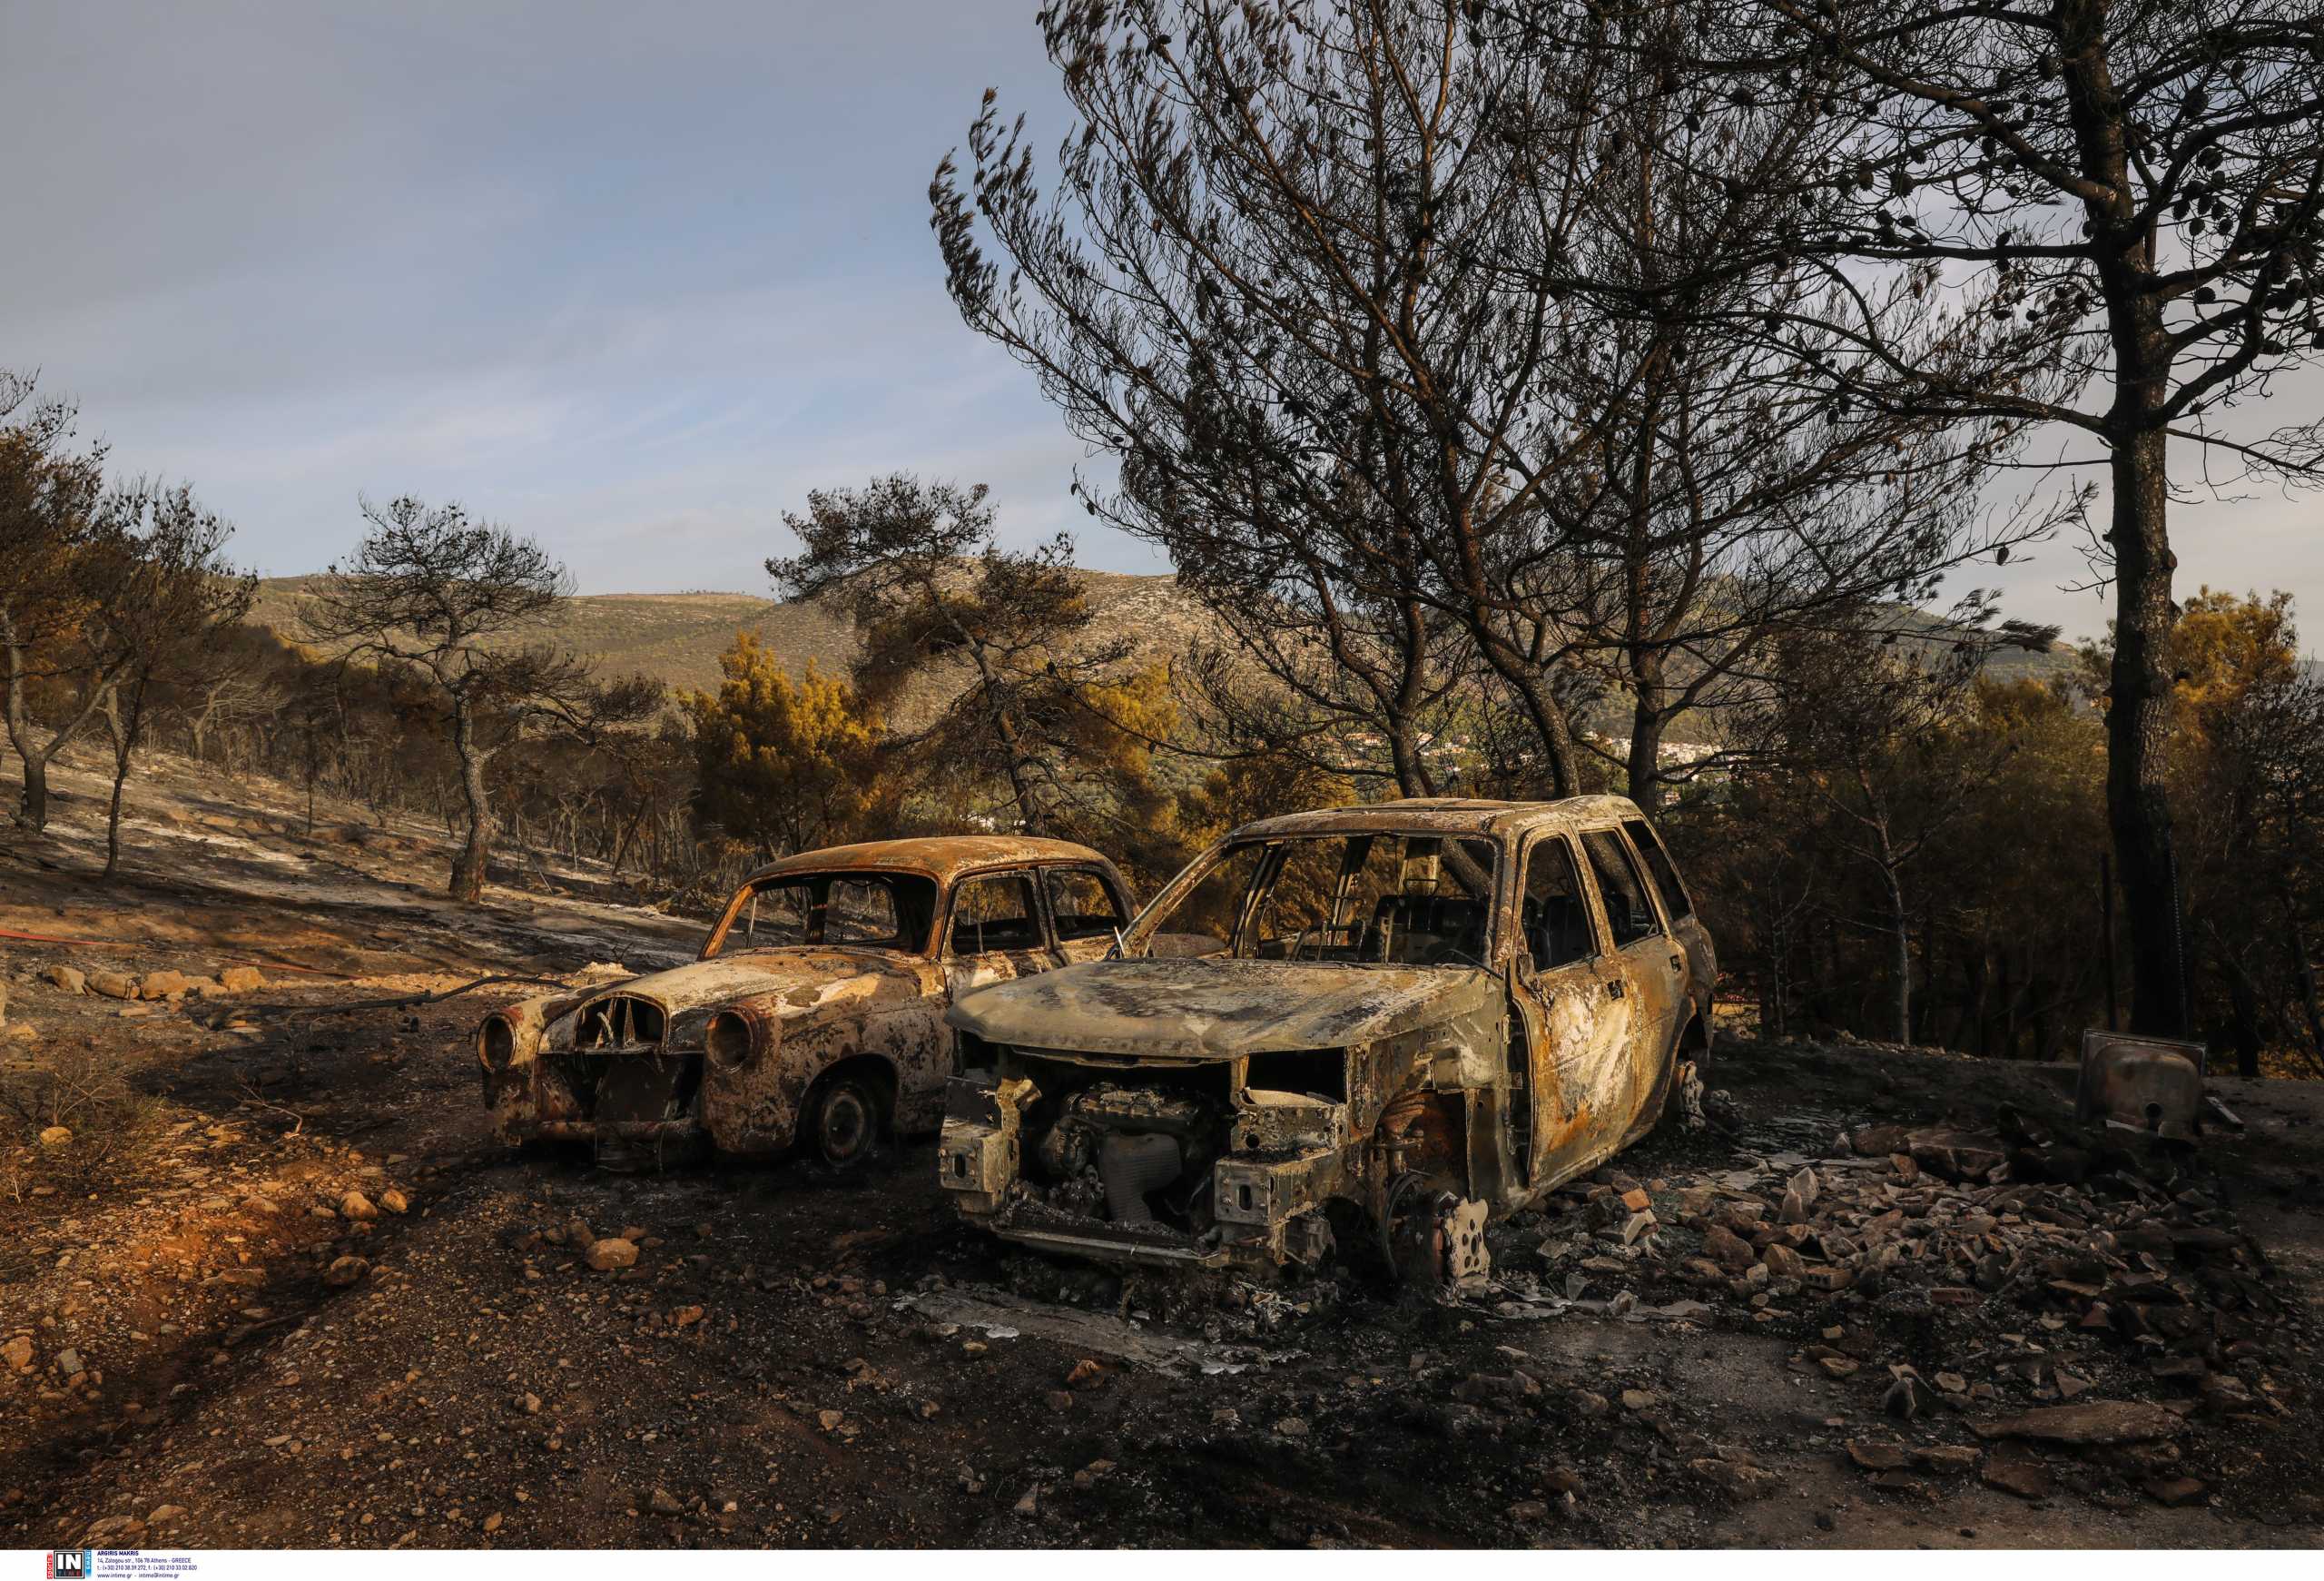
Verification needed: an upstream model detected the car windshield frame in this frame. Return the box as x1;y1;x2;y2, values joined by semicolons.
1126;830;1502;967
699;869;941;959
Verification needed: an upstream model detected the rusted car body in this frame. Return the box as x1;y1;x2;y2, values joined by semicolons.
478;836;1138;1167
939;796;1715;1284
2075;1029;2208;1142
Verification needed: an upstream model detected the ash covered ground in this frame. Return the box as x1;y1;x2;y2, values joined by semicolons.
3;746;2320;1548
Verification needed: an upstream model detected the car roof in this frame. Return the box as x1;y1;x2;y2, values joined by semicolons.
743;835;1114;888
1227;795;1649;843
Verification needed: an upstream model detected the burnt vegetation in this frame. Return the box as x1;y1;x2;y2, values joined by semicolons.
6;0;2324;1554
2;1;2320;1075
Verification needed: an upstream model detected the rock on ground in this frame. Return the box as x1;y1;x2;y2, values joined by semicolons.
86;969;137;1000
586;1238;639;1271
1972;1400;2186;1446
140;969;191;1000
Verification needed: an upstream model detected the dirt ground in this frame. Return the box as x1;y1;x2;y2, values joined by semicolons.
3;746;2320;1549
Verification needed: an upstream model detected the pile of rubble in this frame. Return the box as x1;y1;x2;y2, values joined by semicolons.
0;961;275;1050
1495;1104;2306;1508
35;963;270;1003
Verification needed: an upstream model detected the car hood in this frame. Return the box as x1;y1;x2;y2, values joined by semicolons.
582;948;926;1019
947;956;1502;1059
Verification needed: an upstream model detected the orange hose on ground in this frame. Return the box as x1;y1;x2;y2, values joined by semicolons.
0;927;135;948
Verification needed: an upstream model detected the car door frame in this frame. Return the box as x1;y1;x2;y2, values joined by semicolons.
1573;823;1685;1129
1619;815;1711;1040
1504;826;1644;1192
940;866;1053;1001
1036;860;1135;967
1598;820;1688;1058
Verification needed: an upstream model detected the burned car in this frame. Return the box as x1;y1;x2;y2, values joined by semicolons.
479;836;1138;1167
939;796;1714;1286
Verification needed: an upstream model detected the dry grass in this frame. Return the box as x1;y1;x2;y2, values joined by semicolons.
0;1041;172;1191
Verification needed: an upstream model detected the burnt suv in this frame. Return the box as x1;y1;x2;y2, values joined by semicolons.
939;796;1714;1286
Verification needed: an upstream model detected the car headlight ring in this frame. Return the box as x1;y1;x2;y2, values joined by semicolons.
478;1013;517;1072
706;1009;756;1070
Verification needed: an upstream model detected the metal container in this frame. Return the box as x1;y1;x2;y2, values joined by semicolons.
2074;1030;2207;1142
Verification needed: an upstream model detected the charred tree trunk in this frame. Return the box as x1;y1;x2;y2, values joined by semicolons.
609;800;648;880
1502;660;1580;799
962;647;1042;836
2104;420;2187;1038
101;678;150;879
5;610;117;834
10;741;50;831
1965;943;1993;1057
1623;552;1668;808
2281;885;2324;1071
1387;724;1435;799
1818;913;1844;1033
1999;950;2020;1060
2224;954;2262;1080
1884;865;1911;1047
448;699;493;904
1;608;45;831
1626;692;1665;814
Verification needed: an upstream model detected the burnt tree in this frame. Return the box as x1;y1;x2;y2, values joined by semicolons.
305;496;593;903
769;474;1132;837
932;2;2071;805
0;373;113;832
1742;618;2054;1043
931;1;1607;794
87;481;257;876
1638;0;2324;1034
1518;3;2078;805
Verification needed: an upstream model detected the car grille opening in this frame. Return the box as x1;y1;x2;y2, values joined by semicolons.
550;994;697;1123
545;1052;703;1122
573;994;667;1050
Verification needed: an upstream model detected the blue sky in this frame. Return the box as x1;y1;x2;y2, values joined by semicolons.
0;2;1149;593
2;1;2316;646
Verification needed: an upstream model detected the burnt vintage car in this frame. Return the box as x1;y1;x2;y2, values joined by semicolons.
479;836;1139;1167
939;796;1714;1286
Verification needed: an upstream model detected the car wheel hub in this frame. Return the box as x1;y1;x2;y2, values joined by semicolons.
822;1091;870;1160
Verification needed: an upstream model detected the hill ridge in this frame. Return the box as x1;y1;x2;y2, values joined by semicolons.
244;572;2082;746
243;568;1205;709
